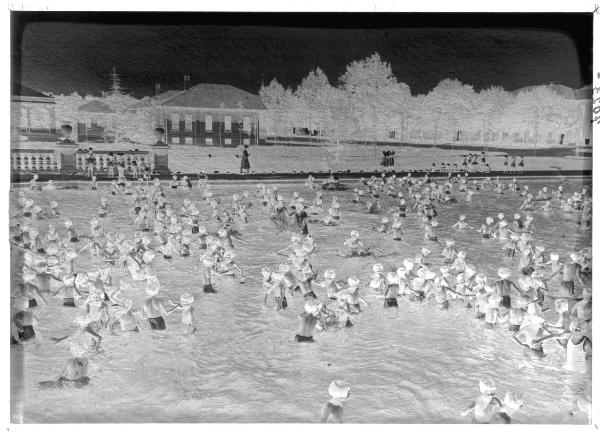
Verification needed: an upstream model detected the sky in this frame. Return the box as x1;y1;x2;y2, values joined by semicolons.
11;12;593;98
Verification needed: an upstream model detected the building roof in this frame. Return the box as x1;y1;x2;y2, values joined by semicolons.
159;84;265;110
11;84;55;104
153;90;185;104
512;83;591;100
78;100;116;113
574;85;592;100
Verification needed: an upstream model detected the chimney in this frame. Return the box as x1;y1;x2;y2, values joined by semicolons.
155;83;161;96
184;75;190;90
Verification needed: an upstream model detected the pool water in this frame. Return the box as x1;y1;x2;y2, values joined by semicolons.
10;177;592;423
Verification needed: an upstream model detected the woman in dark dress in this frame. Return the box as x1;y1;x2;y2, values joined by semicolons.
240;145;250;174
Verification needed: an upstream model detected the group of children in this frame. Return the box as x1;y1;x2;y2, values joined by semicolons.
9;168;592;423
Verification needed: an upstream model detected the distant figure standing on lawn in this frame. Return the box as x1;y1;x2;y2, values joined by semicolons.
240;145;250;175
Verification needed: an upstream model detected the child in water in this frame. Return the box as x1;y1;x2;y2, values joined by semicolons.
490;392;524;424
39;341;91;389
295;300;321;342
167;293;196;334
462;379;503;423
320;380;351;423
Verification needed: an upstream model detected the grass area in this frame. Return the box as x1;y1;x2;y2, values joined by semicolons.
11;141;592;174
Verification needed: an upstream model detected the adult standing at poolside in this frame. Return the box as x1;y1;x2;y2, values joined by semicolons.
240;145;250;175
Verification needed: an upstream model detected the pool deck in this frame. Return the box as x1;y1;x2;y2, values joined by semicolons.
10;169;592;184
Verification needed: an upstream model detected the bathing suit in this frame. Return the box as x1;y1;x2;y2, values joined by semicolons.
63;298;76;307
441;300;450;310
203;284;217;293
485;322;495;328
276;296;288;309
134;206;141;214
429;236;438;241
148;316;166;330
509;324;520;332
163;255;172;260
561;280;575;295
192;226;199;233
19;325;36;341
70;237;79;243
28;298;37;309
482;234;490;239
384;298;399;307
303;291;317;299
294;334;314;343
345;319;353;327
521;266;535;275
23;212;31;217
500;295;511;308
198;243;207;250
475;312;485;319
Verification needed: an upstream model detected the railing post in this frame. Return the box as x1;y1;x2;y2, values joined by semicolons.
151;143;170;176
55;143;78;174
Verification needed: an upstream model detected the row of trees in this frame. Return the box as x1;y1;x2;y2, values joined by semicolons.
259;53;582;147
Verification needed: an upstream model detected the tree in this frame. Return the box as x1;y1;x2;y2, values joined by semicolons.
294;68;333;136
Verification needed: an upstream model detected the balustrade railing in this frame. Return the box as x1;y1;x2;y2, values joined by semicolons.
11;149;59;172
74;151;154;172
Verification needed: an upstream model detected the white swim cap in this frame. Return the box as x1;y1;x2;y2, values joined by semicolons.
445;239;455;246
70;341;88;358
457;251;466;259
485;217;493;225
347;276;360;287
479;378;497;394
328;380;350;399
373;263;384;273
180;293;194;306
324;269;336;280
498;267;511;279
350;230;360;239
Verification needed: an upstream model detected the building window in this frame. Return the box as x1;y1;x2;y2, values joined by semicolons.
171;114;180;131
243;116;251;132
224;116;232;132
205;137;213;145
185;114;193;131
585;139;590;145
85;118;92;128
243;138;250;145
185;137;193;145
389;130;396;139
205;115;212;131
171;137;178;144
225;138;232;145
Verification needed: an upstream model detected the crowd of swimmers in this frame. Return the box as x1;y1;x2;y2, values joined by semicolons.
9;168;592;423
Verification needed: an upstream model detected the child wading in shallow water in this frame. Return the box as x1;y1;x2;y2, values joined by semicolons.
320;380;351;423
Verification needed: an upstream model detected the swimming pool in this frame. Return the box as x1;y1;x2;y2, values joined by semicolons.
10;177;592;423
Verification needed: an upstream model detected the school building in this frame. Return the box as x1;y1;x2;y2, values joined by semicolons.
152;83;266;146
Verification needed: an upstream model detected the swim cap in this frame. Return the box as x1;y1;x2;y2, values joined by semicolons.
421;247;431;256
386;272;398;284
373;263;384;273
328;380;350;399
180;293;194;306
403;259;414;270
381;217;389;224
70;341;88;358
479;378;496;394
459;214;466;220
485;217;493;225
50;201;58;208
514;213;520;219
424;270;437;281
570;253;581;262
324;270;336;280
475;273;486;283
445;239;455;246
457;251;466;258
550;253;559;261
62;274;75;285
350;231;359;239
431;220;439;227
498;267;511;279
347;276;360;287
304;300;320;315
554;299;569;313
261;267;271;277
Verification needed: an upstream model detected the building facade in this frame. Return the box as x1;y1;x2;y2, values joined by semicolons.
153;84;266;146
11;86;57;142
